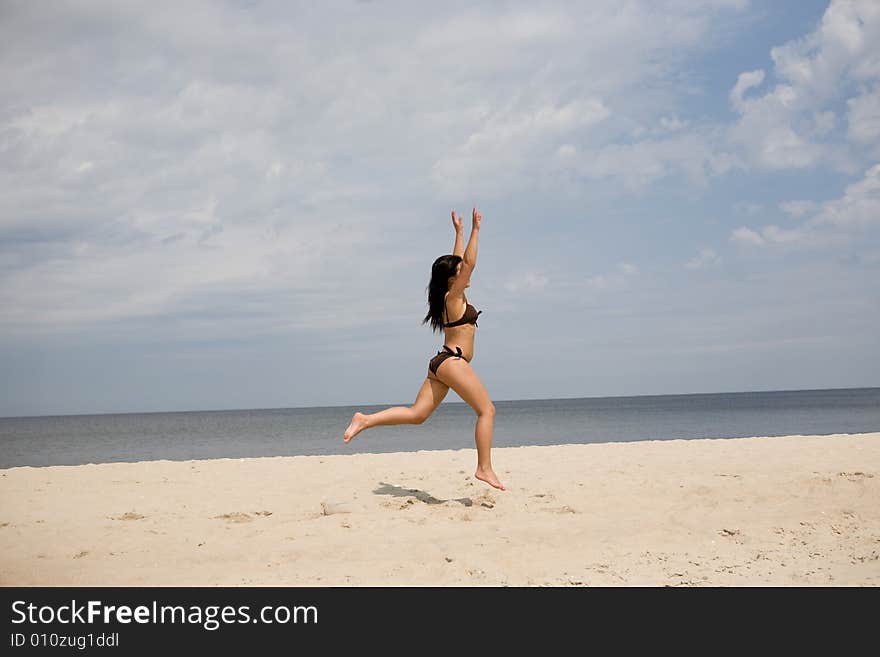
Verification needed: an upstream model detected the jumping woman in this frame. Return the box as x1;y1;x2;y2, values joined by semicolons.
343;207;505;491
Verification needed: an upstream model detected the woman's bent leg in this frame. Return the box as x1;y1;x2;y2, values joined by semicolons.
344;377;449;443
432;359;504;490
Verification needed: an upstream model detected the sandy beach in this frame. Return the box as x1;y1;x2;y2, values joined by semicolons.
1;432;878;586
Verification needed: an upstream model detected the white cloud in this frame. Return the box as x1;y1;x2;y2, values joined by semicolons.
730;226;766;246
729;69;766;112
729;86;825;169
659;116;689;132
730;224;822;250
779;200;819;217
810;110;837;137
728;0;880;171
730;163;880;251
505;271;550;293
417;9;572;51
847;84;880;147
431;98;611;197
586;274;610;289
422;1;752;196
734;202;764;215
685;247;721;269
758;225;806;245
577;262;639;291
566;130;741;190
770;0;880;94
0;0;862;341
810;162;880;228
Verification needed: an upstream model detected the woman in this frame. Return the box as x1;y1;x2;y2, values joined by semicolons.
343;207;505;491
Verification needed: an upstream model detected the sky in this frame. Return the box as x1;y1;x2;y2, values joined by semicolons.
1;0;879;417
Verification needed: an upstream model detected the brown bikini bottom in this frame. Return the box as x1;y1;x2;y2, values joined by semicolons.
428;345;463;375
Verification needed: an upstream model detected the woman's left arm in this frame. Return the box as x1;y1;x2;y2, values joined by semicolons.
451;210;464;257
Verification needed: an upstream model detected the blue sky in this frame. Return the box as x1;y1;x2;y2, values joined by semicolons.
1;0;878;417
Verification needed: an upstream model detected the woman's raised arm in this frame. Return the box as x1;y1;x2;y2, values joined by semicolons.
451;210;464;257
463;207;480;267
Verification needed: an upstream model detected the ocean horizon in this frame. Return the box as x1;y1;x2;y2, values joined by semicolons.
2;386;878;469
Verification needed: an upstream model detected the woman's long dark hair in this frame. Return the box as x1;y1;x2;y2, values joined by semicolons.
422;254;462;334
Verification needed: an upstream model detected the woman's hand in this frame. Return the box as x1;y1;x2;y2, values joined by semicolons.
451;210;463;233
472;207;481;230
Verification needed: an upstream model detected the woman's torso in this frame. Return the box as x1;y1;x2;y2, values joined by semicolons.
442;292;479;361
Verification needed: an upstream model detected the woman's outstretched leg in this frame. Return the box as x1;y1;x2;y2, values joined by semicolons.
344;377;449;443
432;359;504;490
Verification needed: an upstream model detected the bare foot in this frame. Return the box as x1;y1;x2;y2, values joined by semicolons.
343;412;368;443
475;466;505;491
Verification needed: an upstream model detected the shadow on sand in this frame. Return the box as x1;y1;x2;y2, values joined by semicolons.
373;482;473;507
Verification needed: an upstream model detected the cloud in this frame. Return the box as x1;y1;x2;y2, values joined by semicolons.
685;247;722;269
580;262;638;290
561;129;741;190
4;0;871;346
729;69;766;112
730;226;766;246
0;0;762;338
431;98;611;197
730;163;880;250
417;9;572;51
730;224;807;248
728;0;880;171
658;116;690;133
779;200;819;217
424;2;751;196
504;271;550;294
847;84;880;147
734;202;764;215
810;162;880;228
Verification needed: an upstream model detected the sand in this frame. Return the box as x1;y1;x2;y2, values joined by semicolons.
1;432;878;586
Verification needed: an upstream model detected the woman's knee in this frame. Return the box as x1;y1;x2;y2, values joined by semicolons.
477;402;496;418
410;407;430;424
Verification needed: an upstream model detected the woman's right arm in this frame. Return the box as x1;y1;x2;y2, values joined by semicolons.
448;209;480;297
463;207;481;267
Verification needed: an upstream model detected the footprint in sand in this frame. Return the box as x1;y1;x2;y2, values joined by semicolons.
73;550;89;559
542;505;578;514
213;510;274;522
321;502;352;516
110;512;146;521
838;472;874;481
473;491;495;509
214;512;254;523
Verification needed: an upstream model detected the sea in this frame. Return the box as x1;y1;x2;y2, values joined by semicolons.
1;387;878;468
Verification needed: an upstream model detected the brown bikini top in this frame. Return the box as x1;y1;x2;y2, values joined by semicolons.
443;297;482;328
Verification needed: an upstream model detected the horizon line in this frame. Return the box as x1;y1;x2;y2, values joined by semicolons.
2;385;878;421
